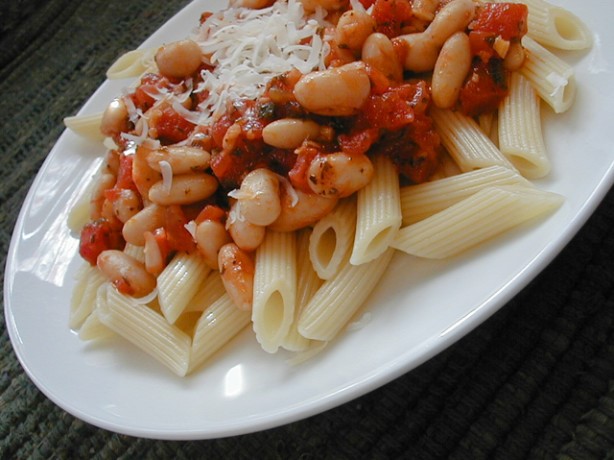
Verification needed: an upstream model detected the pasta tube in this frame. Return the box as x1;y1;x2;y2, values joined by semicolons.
498;72;549;179
350;155;402;265
157;252;211;324
392;185;564;259
98;285;191;376
298;248;394;342
431;107;516;172
309;196;356;279
252;230;297;353
400;165;533;225
189;293;251;373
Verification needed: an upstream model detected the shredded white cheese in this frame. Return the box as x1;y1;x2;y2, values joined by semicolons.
159;160;173;194
192;0;330;119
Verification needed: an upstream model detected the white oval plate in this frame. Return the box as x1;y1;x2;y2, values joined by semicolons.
4;0;614;440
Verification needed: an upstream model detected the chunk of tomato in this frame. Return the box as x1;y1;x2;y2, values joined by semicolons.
459;59;508;117
469;3;528;41
79;219;125;266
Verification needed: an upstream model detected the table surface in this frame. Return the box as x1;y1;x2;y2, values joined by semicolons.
2;1;614;458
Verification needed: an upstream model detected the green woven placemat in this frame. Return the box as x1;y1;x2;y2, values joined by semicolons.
1;1;614;458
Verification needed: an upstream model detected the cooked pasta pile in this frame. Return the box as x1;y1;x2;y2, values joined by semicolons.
65;0;592;376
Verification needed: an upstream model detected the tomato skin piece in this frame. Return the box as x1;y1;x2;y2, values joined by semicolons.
371;0;413;38
130;73;171;112
151;106;196;144
79;219;125;266
469;3;528;41
288;143;319;193
164;205;196;253
459;59;508;116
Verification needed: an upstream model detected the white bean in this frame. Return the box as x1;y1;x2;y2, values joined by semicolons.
293;62;371;116
432;32;472;109
143;231;166;276
503;41;526;71
133;146;162;203
112;188;142;223
396;33;440;73
195;219;231;269
97;249;157;298
155;39;202;79
426;0;476;46
362;33;403;81
262;119;322;150
235;169;281;226
148;173;218;206
100;98;129;138
122;204;166;246
307;152;374;197
90;173;116;220
218;243;254;311
227;202;266;251
299;0;347;12
146;146;211;174
269;187;338;232
412;0;440;21
335;10;376;53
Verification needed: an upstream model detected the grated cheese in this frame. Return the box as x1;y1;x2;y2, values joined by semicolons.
192;0;330;120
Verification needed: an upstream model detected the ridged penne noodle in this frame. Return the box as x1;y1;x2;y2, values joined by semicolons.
392;186;564;259
298;249;394;342
70;264;108;330
498;72;549;179
282;229;323;352
400;166;533;225
494;0;592;50
350;155;402;265
183;271;226;313
431;107;515;172
157;252;211;324
67;195;91;233
78;288;115;341
309;196;356;279
98;286;191;376
106;47;157;79
63;112;105;141
189;293;251;373
520;36;575;113
252;230;297;353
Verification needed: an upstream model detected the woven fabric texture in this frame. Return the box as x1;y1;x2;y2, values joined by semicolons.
1;1;614;458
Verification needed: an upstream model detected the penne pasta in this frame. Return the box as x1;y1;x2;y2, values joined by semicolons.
70;264;108;330
157;252;211;324
252;230;297;353
183;271;226;313
98;285;191;376
298;248;394;342
106;47;157;79
282;228;322;352
78;287;115;341
400;166;533;225
392;185;564;259
309;196;356;279
63;112;105;141
350;155;402;266
493;0;592;50
498;72;550;179
189;293;251;373
520;36;576;114
431;107;516;172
